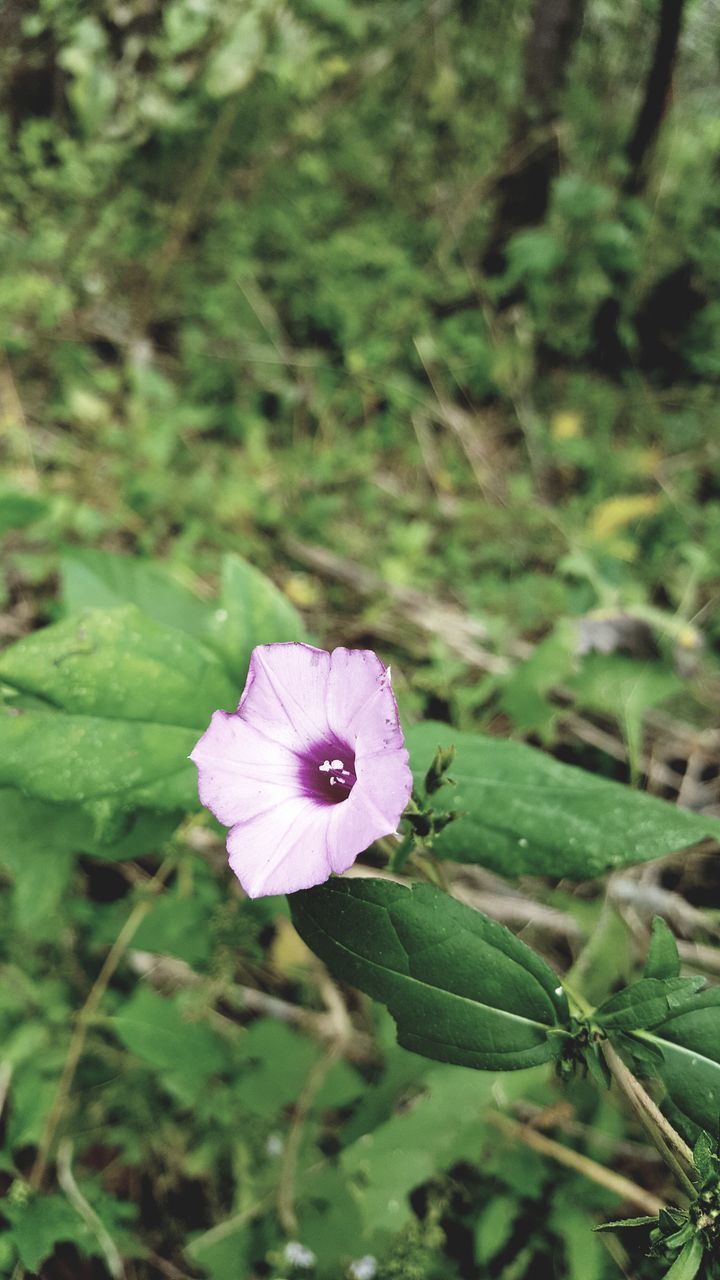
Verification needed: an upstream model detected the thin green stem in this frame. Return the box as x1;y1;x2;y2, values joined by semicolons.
561;979;594;1019
28;858;174;1192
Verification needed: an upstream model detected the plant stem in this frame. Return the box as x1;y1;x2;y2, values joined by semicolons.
57;1139;125;1279
601;1040;697;1198
486;1110;666;1216
277;1043;341;1235
28;858;174;1192
277;973;351;1235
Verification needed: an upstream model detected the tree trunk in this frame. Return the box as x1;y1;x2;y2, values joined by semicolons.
482;0;586;277
624;0;687;195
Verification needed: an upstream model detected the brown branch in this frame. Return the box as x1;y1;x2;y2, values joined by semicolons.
486;1111;665;1216
625;0;687;194
602;1040;696;1197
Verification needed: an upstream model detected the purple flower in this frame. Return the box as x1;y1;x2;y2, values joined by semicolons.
190;642;412;898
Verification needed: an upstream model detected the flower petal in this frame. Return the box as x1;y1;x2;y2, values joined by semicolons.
227;796;335;897
321;745;412;875
190;710;301;827
350;748;413;837
239;643;332;752
326;648;390;741
327;647;408;766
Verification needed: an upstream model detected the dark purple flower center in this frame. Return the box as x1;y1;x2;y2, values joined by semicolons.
300;741;357;805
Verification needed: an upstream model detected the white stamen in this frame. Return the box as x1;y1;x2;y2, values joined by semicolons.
319;759;332;772
330;758;344;770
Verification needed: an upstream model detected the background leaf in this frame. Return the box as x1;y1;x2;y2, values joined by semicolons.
645;917;681;980
62;548;212;643
205;551;307;683
61;548;306;687
112;987;229;1075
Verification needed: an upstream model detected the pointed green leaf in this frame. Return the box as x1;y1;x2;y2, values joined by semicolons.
291;878;570;1071
595;978;704;1031
407;723;720;879
692;1131;716;1184
615;1031;665;1066
648;989;720;1139
664;1222;697;1251
585;1042;612;1091
645;917;681;980
662;1236;705;1280
593;1216;657;1233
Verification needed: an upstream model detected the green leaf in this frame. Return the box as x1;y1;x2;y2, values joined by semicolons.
6;1071;58;1151
662;1236;705;1280
187;1228;251;1280
0;791;179;924
645;917;681;980
0;604;233;729
692;1131;716;1184
1;788;76;928
338;1061;542;1242
297;1167;364;1265
594;1216;657;1232
649;989;720;1139
406;723;720;879
234;1020;319;1118
204;11;265;97
291;878;570;1071
498;622;576;739
61;548;211;643
61;549;306;686
0;710;198;813
206;552;306;683
594;978;704;1031
585;1041;612;1090
0;486;48;536
131;892;213;967
0;606;234;814
4;1194;92;1270
112;988;229;1075
568;654;682;782
474;1194;518;1263
616;1031;665;1066
551;1203;606;1280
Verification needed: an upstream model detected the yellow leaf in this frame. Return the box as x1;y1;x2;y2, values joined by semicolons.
270;917;314;975
636;446;663;476
590;494;661;540
284;572;320;608
551;411;583;440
